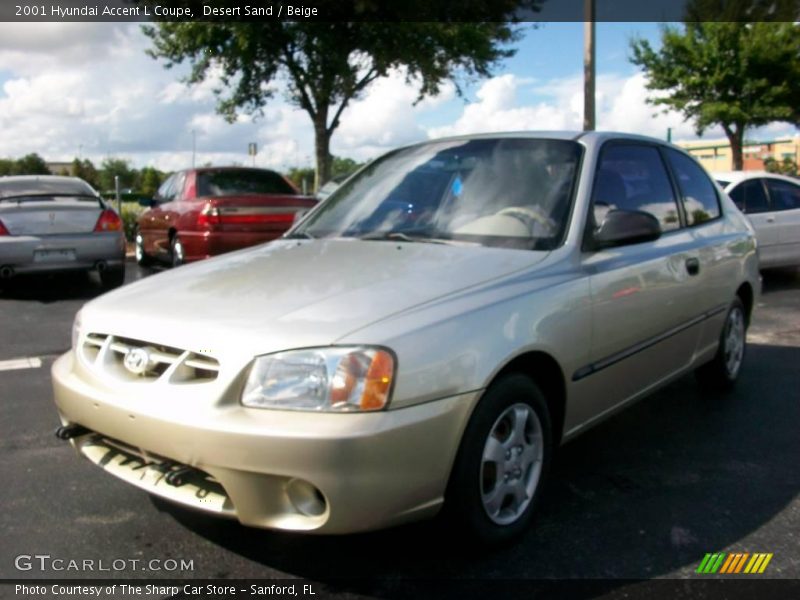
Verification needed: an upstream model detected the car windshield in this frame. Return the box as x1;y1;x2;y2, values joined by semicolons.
295;138;582;250
197;169;296;197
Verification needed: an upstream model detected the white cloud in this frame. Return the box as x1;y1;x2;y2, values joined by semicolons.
428;74;579;138
428;71;712;141
598;72;703;139
332;69;456;162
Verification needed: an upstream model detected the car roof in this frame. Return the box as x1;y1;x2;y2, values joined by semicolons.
712;171;800;188
186;166;283;175
0;175;97;198
395;130;687;153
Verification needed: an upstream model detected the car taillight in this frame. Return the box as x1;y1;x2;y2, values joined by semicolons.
94;210;122;232
0;219;9;236
197;205;295;228
217;213;295;225
197;204;220;229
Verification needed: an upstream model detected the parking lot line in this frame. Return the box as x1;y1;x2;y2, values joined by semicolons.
0;356;43;372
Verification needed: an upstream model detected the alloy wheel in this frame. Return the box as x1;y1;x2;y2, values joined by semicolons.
480;403;543;525
724;306;745;379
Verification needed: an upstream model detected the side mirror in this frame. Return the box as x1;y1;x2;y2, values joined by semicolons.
139;197;157;208
592;209;661;249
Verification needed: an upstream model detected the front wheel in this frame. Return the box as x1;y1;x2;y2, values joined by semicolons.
170;234;185;268
444;374;552;545
134;230;153;267
695;297;747;390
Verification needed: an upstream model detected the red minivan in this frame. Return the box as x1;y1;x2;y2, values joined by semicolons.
134;167;316;267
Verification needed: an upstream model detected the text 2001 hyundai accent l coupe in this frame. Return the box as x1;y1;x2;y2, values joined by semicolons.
52;132;759;543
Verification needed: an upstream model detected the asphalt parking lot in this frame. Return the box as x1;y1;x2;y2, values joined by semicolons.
0;260;798;596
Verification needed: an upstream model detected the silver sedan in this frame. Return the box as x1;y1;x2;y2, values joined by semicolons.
0;175;126;287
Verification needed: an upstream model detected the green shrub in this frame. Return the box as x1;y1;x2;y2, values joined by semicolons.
119;202;146;242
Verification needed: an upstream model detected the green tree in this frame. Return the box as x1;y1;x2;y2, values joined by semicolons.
136;166;166;198
286;167;315;193
331;156;364;180
0;159;15;176
99;158;137;191
71;158;101;189
631;22;800;170
764;156;798;177
144;11;532;188
14;153;50;175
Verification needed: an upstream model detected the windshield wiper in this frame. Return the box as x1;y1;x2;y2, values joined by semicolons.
358;231;450;244
284;231;315;240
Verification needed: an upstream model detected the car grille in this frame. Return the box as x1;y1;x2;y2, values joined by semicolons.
81;333;220;383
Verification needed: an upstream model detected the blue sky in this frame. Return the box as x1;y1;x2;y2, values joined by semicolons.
0;22;795;172
510;22;660;81
416;22;664;129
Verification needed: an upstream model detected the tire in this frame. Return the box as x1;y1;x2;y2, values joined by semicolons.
170;234;185;268
444;373;552;545
134;230;153;267
99;265;125;290
695;297;747;391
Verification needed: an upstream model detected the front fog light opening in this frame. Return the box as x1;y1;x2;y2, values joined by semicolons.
285;478;327;517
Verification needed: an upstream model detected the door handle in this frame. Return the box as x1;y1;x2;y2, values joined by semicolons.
686;257;700;276
766;216;775;223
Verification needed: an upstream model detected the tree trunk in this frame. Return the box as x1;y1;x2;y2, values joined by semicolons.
725;125;744;171
312;114;332;193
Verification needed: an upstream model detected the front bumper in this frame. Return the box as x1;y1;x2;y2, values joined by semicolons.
0;232;125;274
51;351;477;534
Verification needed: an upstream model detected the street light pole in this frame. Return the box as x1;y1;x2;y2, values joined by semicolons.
192;130;196;168
583;0;596;132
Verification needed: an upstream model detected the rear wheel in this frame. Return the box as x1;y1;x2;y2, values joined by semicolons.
134;230;153;267
170;234;185;268
444;374;552;545
99;265;125;290
695;297;747;390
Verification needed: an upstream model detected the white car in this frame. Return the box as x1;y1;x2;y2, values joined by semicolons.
715;171;800;269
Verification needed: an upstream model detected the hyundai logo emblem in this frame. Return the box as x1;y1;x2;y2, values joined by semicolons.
123;347;151;375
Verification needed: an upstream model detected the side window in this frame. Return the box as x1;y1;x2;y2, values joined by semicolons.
171;173;186;201
664;149;721;225
155;175;175;203
729;180;770;214
593;144;681;232
765;179;800;211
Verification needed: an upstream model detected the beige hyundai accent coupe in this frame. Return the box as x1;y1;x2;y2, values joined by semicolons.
52;132;760;544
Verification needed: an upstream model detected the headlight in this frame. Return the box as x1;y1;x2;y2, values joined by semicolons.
241;346;395;412
71;310;83;350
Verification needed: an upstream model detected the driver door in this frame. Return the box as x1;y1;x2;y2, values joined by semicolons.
572;142;703;426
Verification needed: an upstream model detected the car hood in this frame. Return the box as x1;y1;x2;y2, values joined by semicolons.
82;239;548;359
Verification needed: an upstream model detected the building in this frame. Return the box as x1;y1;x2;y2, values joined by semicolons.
46;161;73;175
676;136;800;173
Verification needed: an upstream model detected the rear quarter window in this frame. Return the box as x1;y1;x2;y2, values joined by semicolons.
765;178;800;211
664;149;721;225
729;179;770;214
